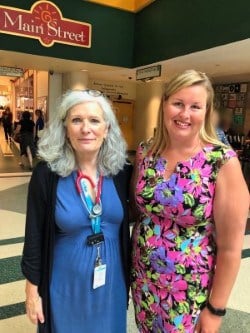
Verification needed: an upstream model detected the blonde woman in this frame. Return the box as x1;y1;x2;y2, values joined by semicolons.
131;70;248;333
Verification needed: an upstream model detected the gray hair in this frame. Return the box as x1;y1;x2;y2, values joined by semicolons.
37;89;127;177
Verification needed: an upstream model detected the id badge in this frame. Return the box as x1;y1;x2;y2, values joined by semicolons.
86;232;104;246
93;264;106;289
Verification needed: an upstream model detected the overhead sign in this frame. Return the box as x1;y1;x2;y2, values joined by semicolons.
136;64;161;81
0;66;24;77
0;1;92;48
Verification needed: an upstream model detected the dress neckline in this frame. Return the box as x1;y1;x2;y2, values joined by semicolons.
160;145;210;165
158;145;211;181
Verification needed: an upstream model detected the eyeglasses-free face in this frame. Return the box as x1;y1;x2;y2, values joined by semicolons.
66;101;108;160
163;85;207;143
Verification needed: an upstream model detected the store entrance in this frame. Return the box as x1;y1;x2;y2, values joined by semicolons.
0;67;48;174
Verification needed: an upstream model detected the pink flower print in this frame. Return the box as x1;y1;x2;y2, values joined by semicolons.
163;322;178;333
203;201;212;218
167;250;180;263
173;313;194;333
158;274;188;303
131;146;236;332
173;203;196;227
176;214;196;228
147;235;163;247
177;236;211;269
206;253;215;270
136;177;147;194
146;280;159;299
200;273;209;288
146;221;177;248
182;158;212;197
177;177;190;189
161;229;177;249
137;310;146;322
199;183;215;218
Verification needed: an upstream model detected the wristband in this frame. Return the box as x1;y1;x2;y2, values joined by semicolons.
206;301;226;317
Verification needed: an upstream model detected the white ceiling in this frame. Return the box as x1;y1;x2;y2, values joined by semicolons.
0;38;250;87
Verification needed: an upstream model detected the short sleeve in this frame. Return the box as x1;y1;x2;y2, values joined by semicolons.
220;147;237;166
205;145;237;180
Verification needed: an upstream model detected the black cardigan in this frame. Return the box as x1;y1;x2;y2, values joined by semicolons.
21;161;132;333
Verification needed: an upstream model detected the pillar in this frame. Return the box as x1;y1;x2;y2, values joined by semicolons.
62;70;89;91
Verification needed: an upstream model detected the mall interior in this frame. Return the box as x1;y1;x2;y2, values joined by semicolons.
0;0;250;332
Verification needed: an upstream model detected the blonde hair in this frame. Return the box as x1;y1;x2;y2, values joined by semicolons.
149;69;223;156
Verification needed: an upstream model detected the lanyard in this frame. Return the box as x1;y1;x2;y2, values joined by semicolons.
76;170;103;234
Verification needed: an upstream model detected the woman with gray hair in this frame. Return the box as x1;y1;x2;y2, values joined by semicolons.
21;89;132;333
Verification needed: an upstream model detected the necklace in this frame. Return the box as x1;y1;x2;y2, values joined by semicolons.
164;141;202;176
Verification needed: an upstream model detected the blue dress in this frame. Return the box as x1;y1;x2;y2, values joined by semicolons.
49;172;127;333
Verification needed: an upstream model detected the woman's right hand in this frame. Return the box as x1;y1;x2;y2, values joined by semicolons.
25;280;45;325
194;307;222;333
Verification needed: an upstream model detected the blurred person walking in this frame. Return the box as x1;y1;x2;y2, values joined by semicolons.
14;110;36;170
2;106;13;142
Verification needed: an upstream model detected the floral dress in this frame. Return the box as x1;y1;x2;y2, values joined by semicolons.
131;144;236;333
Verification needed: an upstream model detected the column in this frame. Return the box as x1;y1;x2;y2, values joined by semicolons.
62;70;89;91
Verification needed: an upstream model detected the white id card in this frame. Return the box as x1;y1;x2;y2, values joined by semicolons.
93;264;106;289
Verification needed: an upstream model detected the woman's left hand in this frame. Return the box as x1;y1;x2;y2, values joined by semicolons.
26;295;44;325
194;307;223;333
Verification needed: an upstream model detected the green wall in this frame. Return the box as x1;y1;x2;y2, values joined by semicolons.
134;0;250;66
0;0;135;68
0;0;250;69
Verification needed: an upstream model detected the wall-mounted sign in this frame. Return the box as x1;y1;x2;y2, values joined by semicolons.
0;66;24;77
0;1;92;48
90;80;136;100
136;64;161;81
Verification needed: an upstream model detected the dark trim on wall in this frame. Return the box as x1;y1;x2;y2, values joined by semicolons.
0;0;249;69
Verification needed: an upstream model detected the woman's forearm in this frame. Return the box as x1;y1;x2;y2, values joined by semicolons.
25;279;45;324
25;279;39;300
208;249;242;308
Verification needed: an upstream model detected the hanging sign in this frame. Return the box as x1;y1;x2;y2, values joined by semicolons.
136;65;161;81
0;1;92;48
0;66;24;77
